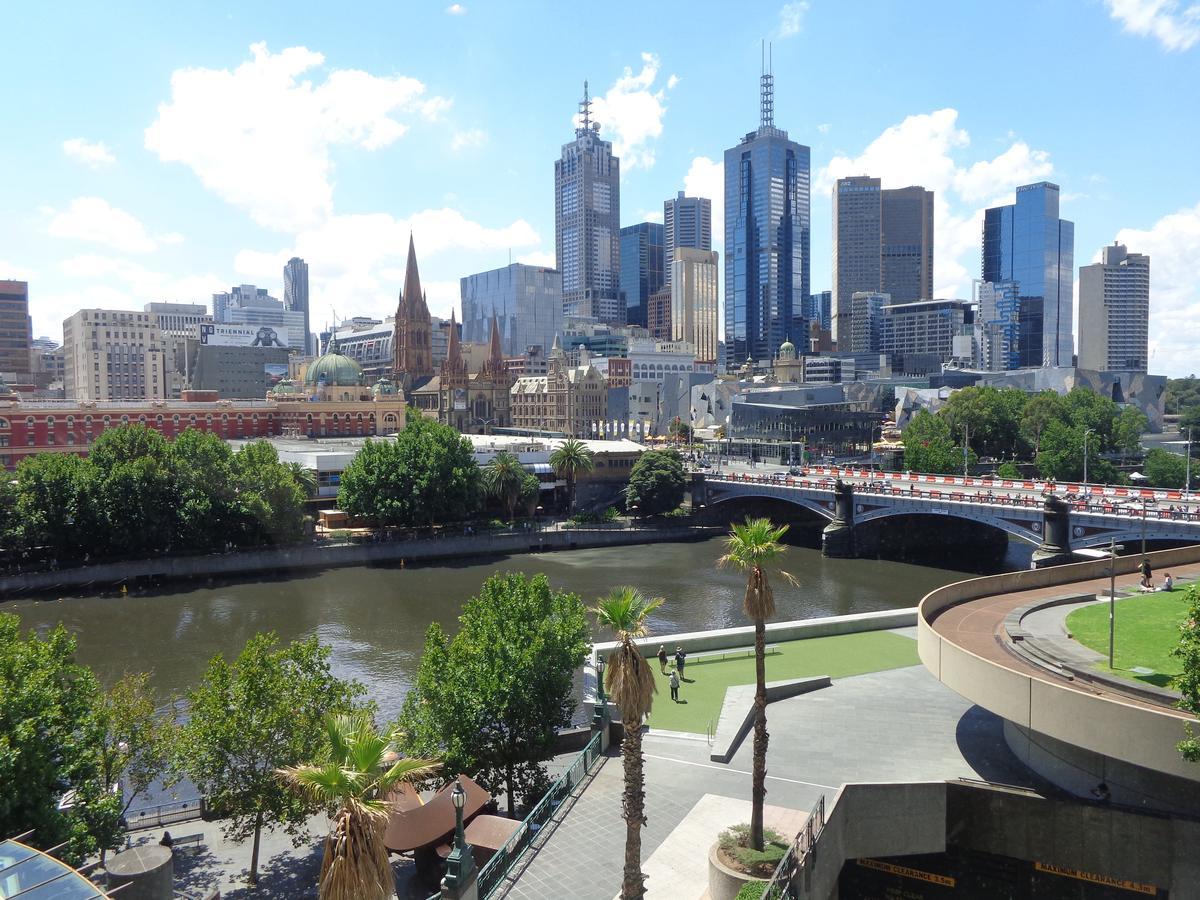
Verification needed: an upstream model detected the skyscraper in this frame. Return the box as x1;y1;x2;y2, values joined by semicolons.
619;222;664;328
832;177;933;348
283;257;311;354
723;61;810;368
671;248;719;363
982;182;1075;368
1078;242;1149;372
461;262;564;358
664;192;712;286
555;82;622;324
0;280;32;379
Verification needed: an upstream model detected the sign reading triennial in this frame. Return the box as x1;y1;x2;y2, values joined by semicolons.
200;323;290;348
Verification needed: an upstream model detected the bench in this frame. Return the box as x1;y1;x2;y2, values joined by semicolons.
682;645;779;664
171;832;205;854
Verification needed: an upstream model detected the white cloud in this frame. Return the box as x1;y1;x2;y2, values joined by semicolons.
684;156;724;245
1113;202;1200;376
144;42;451;231
819;109;1058;302
517;250;557;268
45;197;175;253
637;208;664;224
777;1;811;38
62;138;116;168
582;53;677;170
0;261;35;281
1106;0;1200;51
451;128;488;151
816;123;831;134
445;3;467;14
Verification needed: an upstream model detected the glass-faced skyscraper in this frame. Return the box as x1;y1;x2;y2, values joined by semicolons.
555;83;622;324
619;222;664;329
982;182;1074;368
283;257;310;354
723;66;810;368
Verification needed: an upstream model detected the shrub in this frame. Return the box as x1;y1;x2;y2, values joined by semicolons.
718;823;788;877
735;883;769;900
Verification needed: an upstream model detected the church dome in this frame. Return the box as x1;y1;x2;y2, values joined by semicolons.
778;339;797;360
371;376;398;397
305;342;363;387
271;378;300;395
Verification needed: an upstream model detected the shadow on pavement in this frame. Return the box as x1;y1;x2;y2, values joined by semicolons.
953;705;1062;796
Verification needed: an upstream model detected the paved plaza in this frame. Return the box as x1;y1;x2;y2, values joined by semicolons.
492;647;1048;900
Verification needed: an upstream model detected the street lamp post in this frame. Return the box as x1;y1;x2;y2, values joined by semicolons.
961;424;970;478
1186;426;1194;502
1142;497;1148;558
592;655;608;731
1083;428;1095;487
1108;538;1121;669
442;781;476;894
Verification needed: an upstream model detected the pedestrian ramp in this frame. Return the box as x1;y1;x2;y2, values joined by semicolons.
709;676;831;763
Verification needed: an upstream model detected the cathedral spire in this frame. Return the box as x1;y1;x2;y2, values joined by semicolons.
446;308;462;364
402;233;426;317
488;309;503;362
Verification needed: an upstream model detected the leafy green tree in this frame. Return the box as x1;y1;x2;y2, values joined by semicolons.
901;410;972;474
593;587;662;900
89;425;176;557
549;438;595;514
668;416;693;444
287;461;319;500
1036;421;1120;484
996;461;1022;479
338;417;480;527
626;449;687;516
1112;405;1149;456
1173;585;1200;763
398;573;589;816
1020;391;1069;457
169;428;243;551
483;451;526;521
941;386;1024;459
0;614;122;863
173;633;366;885
1179;405;1200;436
1064;386;1118;449
278;713;439;900
232;441;308;544
1165;376;1200;415
14;452;99;560
520;472;541;517
1143;448;1191;489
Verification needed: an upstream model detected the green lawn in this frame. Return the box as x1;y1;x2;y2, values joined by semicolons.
641;630;919;734
1065;590;1189;688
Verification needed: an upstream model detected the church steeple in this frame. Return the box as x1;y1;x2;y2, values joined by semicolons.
441;308;467;388
394;233;433;391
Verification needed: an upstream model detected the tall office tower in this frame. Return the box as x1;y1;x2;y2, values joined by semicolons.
647;286;673;341
982;182;1075;368
671;248;719;363
1078;242;1150;372
393;235;433;392
63;308;167;400
832;178;934;347
807;291;832;332
848;291;889;354
0;280;32;379
724;61;810;368
556;82;622;324
144;302;213;397
283;257;311;354
881;185;934;303
213;284;277;323
619;222;664;328
977;281;1021;371
461;262;564;357
664;192;712;286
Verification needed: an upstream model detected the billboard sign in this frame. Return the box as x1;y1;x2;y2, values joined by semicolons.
200;323;290;348
453;388;468;411
263;362;288;386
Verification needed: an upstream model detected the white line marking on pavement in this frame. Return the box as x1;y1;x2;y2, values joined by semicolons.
642;753;837;790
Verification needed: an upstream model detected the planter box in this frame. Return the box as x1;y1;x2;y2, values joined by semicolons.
708;842;766;900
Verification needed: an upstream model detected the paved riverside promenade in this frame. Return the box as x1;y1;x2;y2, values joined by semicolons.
493;638;1046;900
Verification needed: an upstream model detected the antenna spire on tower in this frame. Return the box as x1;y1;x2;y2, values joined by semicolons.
577;80;593;136
760;40;775;129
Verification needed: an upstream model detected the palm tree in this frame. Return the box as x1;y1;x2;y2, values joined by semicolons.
593;587;663;900
717;518;796;851
278;712;440;900
288;461;319;500
550;438;594;514
483;451;526;521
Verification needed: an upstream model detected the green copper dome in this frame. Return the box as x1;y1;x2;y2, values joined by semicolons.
305;340;364;387
778;339;797;360
371;376;398;397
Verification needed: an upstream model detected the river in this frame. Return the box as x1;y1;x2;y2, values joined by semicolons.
3;536;1032;723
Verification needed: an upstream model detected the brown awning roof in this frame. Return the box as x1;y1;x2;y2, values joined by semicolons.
383;774;492;853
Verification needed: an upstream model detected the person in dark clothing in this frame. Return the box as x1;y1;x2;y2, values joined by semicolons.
674;647;687;680
657;645;668;674
1140;558;1153;589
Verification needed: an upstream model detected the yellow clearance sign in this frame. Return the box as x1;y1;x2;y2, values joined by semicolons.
1034;862;1158;895
856;858;956;887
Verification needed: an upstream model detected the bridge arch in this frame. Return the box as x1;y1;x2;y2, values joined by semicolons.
853;504;1045;546
702;487;835;523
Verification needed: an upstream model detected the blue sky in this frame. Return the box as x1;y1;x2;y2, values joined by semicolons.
2;0;1199;374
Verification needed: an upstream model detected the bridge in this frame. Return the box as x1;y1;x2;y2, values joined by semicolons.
694;467;1200;565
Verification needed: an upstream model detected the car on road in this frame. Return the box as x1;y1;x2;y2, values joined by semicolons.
787;466;801;475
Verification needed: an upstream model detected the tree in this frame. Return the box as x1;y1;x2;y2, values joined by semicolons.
941;386;1024;459
668;416;692;444
625;449;687;516
519;472;541;517
0;614;122;863
278;712;439;900
1173;585;1200;763
1179;405;1200;436
288;461;320;500
901;410;971;474
718;519;796;852
170;428;242;551
593;587;663;900
1144;448;1191;490
1165;377;1200;415
232;441;308;545
1036;421;1120;484
173;633;366;885
483;452;526;521
1112;405;1149;456
338;418;480;527
1064;386;1118;449
89;425;175;558
996;461;1022;480
549;438;594;514
398;573;589;816
1020;391;1069;457
13;453;99;561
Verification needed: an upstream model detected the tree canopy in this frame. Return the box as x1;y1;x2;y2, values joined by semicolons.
625;449;687;516
397;573;589;816
1173;585;1200;764
901;410;973;475
337;416;481;527
1143;448;1192;490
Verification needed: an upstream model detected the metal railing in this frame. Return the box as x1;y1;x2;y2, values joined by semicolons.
760;794;825;900
124;798;207;832
476;730;604;898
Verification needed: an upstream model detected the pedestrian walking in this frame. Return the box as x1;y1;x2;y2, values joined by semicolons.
657;645;668;674
1140;557;1153;589
674;646;687;680
669;669;680;702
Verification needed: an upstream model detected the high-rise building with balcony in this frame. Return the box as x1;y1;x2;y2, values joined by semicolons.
619;223;664;328
1078;243;1149;372
723;64;810;368
664;192;712;286
556;82;622;324
982;182;1075;368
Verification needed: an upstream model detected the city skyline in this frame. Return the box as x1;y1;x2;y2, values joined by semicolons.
1;1;1198;373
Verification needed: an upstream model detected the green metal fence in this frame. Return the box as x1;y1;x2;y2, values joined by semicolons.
475;729;604;898
760;794;825;900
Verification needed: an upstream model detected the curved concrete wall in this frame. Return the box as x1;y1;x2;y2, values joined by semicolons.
918;545;1200;786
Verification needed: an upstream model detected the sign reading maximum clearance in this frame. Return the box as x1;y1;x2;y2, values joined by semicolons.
1034;861;1158;895
856;858;956;887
